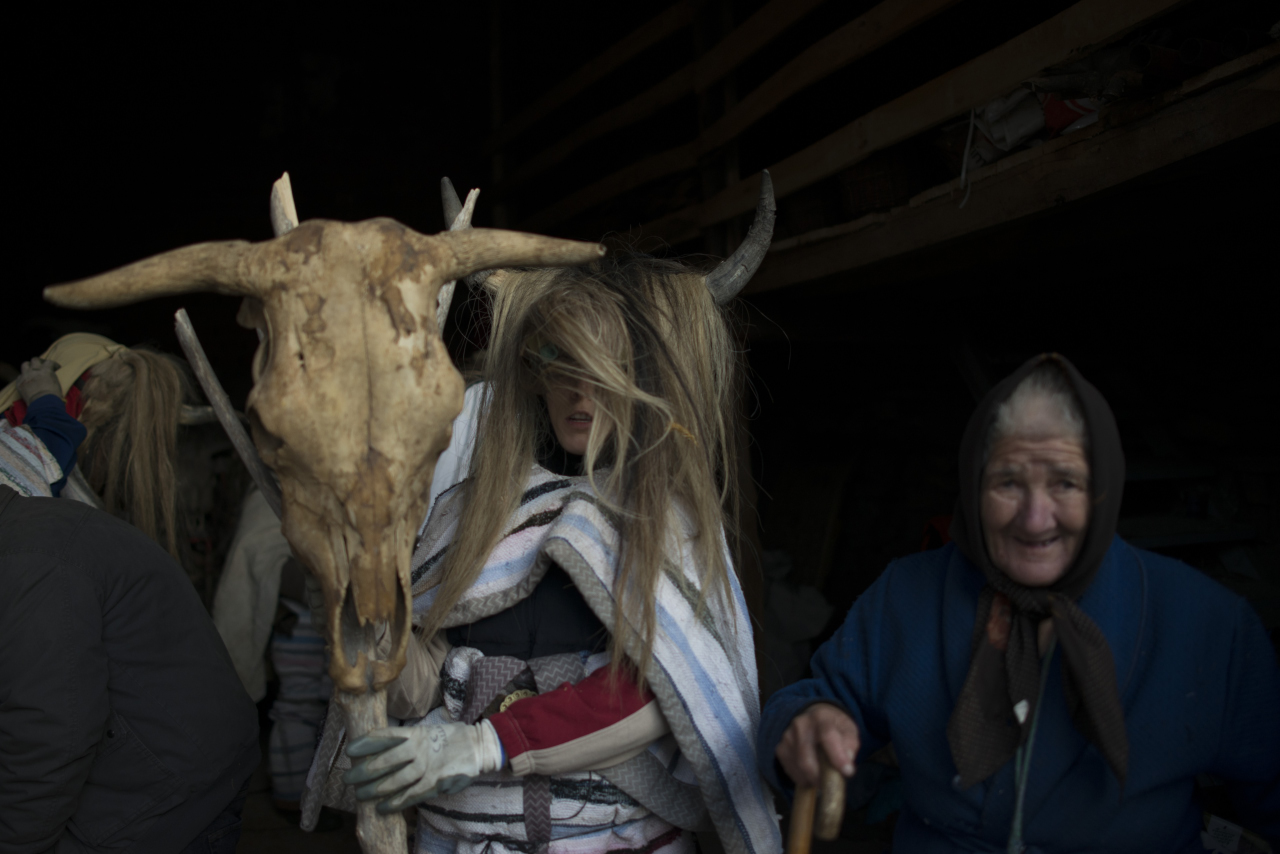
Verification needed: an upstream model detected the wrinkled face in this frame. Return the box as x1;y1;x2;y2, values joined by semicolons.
239;219;464;691
981;432;1090;587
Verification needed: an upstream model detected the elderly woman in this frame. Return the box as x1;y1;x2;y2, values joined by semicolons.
759;355;1280;851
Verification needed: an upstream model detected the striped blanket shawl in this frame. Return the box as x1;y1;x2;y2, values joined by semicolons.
0;422;61;497
410;466;781;854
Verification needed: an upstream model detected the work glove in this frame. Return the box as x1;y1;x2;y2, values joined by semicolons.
16;358;62;404
344;720;505;814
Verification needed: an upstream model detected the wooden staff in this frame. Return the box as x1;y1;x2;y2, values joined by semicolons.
174;308;282;520
787;756;846;854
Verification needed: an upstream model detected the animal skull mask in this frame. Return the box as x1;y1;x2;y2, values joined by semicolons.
45;216;605;693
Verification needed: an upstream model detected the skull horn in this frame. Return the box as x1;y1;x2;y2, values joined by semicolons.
270;172;300;236
437;177;481;322
704;169;776;304
442;176;464;229
434;228;605;285
44;241;260;309
441;176;494;289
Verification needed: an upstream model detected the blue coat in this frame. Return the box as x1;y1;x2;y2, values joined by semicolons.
758;539;1280;852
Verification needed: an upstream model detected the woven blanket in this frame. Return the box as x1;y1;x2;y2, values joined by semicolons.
410;466;781;854
0;422;61;497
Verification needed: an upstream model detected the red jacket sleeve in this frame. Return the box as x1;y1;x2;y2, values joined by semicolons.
487;665;653;762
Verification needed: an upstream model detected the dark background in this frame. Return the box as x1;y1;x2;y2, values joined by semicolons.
8;2;505;402
7;3;1279;638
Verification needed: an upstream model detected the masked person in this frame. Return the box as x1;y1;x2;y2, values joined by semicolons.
759;355;1280;851
302;219;782;854
0;333;188;558
1;356;86;498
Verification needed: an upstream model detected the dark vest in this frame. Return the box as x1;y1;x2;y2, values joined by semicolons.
447;562;607;658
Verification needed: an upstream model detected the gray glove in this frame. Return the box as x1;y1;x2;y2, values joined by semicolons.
16;358;62;404
344;720;505;814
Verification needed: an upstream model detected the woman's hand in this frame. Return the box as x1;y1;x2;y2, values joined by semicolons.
344;720;505;814
776;703;860;788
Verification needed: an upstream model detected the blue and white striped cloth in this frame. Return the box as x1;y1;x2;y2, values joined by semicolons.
410;466;782;854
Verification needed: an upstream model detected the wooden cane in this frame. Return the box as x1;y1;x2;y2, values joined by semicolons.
787;756;847;854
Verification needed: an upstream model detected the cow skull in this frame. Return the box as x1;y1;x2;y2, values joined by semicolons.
44;207;604;699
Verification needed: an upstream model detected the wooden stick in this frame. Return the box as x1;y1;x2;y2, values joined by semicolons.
337;688;407;853
173;308;283;520
787;781;818;854
788;756;846;854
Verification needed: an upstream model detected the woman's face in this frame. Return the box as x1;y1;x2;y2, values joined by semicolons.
981;434;1090;587
543;378;596;456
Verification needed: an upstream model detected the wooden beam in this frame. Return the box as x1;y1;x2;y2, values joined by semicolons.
500;0;824;195
746;56;1280;294
641;0;1189;244
701;0;962;152
520;0;960;231
485;1;696;155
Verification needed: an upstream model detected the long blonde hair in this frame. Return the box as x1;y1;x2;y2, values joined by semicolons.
422;253;744;676
78;348;188;558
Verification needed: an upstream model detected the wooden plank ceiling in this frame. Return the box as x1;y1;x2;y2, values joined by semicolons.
489;0;1277;292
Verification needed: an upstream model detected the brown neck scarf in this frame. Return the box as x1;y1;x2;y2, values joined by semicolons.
946;354;1128;790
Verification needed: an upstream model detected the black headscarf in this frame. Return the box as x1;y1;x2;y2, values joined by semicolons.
947;353;1128;789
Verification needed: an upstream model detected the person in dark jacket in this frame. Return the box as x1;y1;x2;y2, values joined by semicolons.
759;354;1280;852
0;485;259;853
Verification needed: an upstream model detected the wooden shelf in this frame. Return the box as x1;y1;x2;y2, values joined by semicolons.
747;46;1280;295
639;0;1188;244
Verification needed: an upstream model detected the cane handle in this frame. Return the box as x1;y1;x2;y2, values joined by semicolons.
787;754;847;853
814;756;846;841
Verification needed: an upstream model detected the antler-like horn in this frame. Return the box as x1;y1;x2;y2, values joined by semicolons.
442;180;478;235
435;228;604;284
441;177;493;289
704;169;776;304
438;177;481;322
270;172;299;236
44;241;260;309
442;176;464;229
